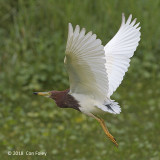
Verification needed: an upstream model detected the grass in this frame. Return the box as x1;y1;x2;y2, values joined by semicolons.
0;0;160;159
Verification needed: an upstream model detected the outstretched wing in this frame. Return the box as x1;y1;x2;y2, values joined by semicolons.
104;14;141;97
64;23;108;101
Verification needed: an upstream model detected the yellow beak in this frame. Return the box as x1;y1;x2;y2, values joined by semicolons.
33;92;51;97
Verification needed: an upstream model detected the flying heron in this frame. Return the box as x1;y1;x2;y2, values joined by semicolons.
34;13;141;147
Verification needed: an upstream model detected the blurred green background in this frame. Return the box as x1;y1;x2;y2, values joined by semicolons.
0;0;160;159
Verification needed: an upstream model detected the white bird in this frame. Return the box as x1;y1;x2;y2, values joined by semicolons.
34;13;141;147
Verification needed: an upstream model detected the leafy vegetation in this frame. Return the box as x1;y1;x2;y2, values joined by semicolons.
0;0;160;159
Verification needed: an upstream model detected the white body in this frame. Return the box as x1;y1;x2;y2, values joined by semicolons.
71;93;104;115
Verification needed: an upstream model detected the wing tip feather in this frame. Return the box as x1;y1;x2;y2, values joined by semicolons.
126;14;132;25
68;23;73;36
68;23;72;29
121;13;125;25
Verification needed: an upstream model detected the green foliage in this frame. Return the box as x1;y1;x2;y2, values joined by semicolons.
0;0;160;159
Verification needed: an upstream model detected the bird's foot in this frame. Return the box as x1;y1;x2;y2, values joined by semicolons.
91;114;118;147
104;128;118;147
99;118;118;147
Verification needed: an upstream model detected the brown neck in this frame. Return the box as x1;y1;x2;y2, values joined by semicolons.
50;89;80;112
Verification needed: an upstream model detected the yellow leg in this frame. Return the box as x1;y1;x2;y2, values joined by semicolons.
91;114;118;147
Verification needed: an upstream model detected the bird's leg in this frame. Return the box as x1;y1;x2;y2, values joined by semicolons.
90;114;118;147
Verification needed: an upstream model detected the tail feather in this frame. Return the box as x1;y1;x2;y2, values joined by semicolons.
103;100;121;114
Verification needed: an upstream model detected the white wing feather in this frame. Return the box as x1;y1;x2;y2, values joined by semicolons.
104;14;141;97
65;23;108;102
